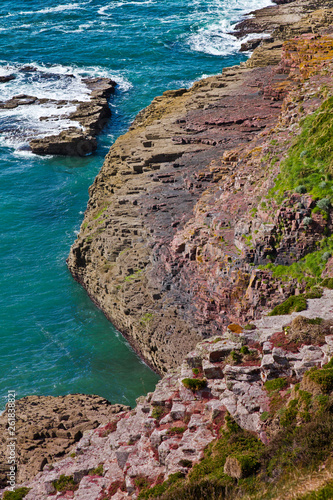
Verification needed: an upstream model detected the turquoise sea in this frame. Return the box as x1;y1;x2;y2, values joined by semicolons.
0;0;272;410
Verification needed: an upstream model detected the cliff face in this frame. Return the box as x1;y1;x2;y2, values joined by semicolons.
68;0;333;374
18;290;333;499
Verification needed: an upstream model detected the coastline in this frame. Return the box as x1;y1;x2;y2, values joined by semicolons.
3;0;333;496
67;0;331;375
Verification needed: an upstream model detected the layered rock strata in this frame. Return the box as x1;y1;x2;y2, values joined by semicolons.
68;4;333;374
16;290;333;499
0;394;129;488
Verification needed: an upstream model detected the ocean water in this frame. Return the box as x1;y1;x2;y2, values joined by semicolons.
0;0;272;410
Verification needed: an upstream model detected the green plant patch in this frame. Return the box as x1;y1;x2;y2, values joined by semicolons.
140;312;153;325
135;476;150;490
306;367;333;393
124;269;144;282
269;295;307;315
260;411;270;422
321;277;333;289
264;378;288;393
53;475;78;492
89;464;104;476
269;96;333;202
182;378;207;391
3;489;31;500
167;426;186;435
305;287;323;299
151;406;168;421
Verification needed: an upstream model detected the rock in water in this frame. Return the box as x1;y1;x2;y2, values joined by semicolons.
30;128;98;156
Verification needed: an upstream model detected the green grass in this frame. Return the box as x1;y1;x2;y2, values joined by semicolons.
269;96;333;203
140;312;153;325
268;295;307;315
89;464;104;476
151;406;168;421
124;269;144;282
3;489;31;500
306;367;333;393
264;378;288;393
168;426;186;435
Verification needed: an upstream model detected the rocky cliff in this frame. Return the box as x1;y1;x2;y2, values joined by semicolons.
4;1;333;499
68;0;333;375
12;290;333;499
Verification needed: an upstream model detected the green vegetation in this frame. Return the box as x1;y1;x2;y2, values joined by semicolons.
52;475;78;492
243;323;256;330
268;295;307;315
93;206;108;220
305;287;323;299
240;346;250;355
3;489;31;500
124;269;144;282
306;366;333;393
168;426;186;435
138;472;185;499
140;312;153;325
89;464;104;476
192;368;200;375
179;459;193;468
321;277;333;289
182;378;207;391
297;480;333;499
135;476;150;490
151;406;168;421
264;378;288;393
269;96;333;202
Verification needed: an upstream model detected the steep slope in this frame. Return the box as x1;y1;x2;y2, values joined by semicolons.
68;3;333;374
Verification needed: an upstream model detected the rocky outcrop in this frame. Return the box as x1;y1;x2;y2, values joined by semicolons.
14;290;333;499
67;2;333;375
29;77;116;156
0;75;116;156
0;394;129;488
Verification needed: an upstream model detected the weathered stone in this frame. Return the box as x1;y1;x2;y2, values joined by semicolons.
224;365;261;382
170;403;186;421
202;359;224;379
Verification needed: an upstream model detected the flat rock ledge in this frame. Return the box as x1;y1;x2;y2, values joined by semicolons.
12;290;333;499
0;394;129;488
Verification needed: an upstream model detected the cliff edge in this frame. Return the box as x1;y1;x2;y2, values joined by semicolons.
68;0;333;374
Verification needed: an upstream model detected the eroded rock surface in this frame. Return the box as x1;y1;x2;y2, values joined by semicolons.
0;394;129;488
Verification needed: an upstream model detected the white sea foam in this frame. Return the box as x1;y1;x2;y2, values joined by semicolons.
98;0;156;15
186;0;274;56
0;61;132;151
18;3;87;16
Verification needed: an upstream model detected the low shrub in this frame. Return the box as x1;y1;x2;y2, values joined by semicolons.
182;378;207;391
53;475;78;492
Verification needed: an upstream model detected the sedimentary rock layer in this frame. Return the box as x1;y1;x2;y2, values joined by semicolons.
68;2;333;374
0;394;129;487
